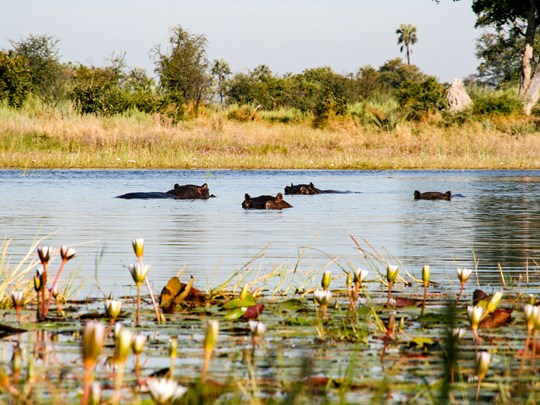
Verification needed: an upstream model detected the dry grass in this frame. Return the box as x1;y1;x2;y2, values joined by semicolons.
1;105;540;169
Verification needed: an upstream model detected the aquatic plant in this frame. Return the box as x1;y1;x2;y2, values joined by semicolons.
43;245;76;318
386;265;399;309
81;321;106;405
467;305;485;344
455;268;472;304
475;351;492;400
202;319;219;382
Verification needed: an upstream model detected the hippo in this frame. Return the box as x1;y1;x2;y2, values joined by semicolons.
284;182;354;195
117;183;213;199
414;190;452;201
242;193;292;210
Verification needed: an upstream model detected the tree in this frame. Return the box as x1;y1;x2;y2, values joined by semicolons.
152;25;210;114
469;0;540;114
211;59;231;104
9;34;67;104
0;50;32;107
396;24;418;65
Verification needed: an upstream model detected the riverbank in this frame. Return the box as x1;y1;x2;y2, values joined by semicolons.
1;105;539;169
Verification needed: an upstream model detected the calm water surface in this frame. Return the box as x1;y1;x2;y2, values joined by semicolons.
1;169;540;297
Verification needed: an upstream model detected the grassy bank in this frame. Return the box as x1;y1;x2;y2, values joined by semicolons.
1;103;540;169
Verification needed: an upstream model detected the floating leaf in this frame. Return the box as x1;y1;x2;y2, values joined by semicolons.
159;276;205;313
243;304;264;319
278;299;306;312
286;316;311;326
223;307;247;320
223;294;256;310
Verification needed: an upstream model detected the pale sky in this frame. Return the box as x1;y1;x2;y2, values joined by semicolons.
2;0;479;83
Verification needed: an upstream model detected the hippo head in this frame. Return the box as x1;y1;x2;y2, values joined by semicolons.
284;183;301;195
242;193;253;209
265;193;293;210
172;183;210;199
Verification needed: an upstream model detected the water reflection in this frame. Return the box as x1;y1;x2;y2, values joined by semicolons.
1;169;540;297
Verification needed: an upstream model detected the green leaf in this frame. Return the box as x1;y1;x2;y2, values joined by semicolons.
223;307;247;320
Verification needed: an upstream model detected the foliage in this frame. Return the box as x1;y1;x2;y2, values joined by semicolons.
396;77;447;120
0;51;32;108
152;25;210;113
472;90;522;115
377;58;427;91
211;59;231;104
395;24;418;65
9;34;68;104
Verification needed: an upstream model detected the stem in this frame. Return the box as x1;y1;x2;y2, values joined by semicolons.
144;276;162;323
421;284;427;317
532;329;539;370
136;284;141;327
386;281;393;309
201;349;212;382
455;282;464;306
475;376;483;400
81;365;93;405
41;263;48;319
521;329;532;371
112;362;125;405
43;259;66;317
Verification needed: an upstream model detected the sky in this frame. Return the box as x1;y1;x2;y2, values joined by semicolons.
2;0;480;83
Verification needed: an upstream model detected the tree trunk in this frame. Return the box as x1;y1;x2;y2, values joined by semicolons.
519;1;538;114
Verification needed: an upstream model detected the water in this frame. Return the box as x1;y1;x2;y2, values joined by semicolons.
1;169;540;298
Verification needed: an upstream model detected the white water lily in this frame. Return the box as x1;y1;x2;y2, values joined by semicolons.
128;262;150;285
11;291;24;307
37;246;52;265
104;298;122;319
313;289;333;306
147;377;188;405
422;265;430;285
486;291;503;313
476;351;492;380
132;334;147;355
59;245;77;261
248;320;267;337
353;269;369;284
457;268;472;283
449;327;466;342
467;305;485;328
386;265;399;283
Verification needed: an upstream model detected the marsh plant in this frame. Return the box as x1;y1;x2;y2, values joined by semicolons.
386;265;399;309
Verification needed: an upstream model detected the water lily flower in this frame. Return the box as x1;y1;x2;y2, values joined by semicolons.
486;291;503;313
421;265;430;316
202;320;219;381
37;246;52;265
386;265;399;283
386;265;399;309
34;267;44;293
129;262;150;286
449;327;466;342
314;289;333;319
354;268;369;285
457;268;472;283
82;321;106;369
456;268;473;304
89;382;101;405
12;291;24;308
132;334;147;355
521;304;538;367
132;238;144;259
248;320;267;338
147;377;188;405
114;326;132;365
475;351;492;400
59;245;77;262
467;305;485;344
104;296;122;322
321;270;331;290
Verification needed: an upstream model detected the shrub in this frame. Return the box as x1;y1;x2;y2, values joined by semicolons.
396;77;447;121
472;92;521;116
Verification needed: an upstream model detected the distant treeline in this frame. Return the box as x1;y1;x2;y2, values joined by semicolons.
0;27;527;129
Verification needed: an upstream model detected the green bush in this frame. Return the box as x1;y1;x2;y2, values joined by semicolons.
396;77;446;120
472;92;521;115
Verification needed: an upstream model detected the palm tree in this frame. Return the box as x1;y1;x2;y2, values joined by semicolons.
211;59;231;104
396;24;418;65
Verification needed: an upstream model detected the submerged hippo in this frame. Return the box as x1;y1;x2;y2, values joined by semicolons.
284;182;353;195
414;190;452;201
117;183;213;199
242;193;292;210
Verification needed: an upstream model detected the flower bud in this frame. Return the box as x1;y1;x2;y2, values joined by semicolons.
132;238;144;259
104;297;122;320
524;304;537;331
82;321;106;368
114;326;132;364
89;382;101;405
449;327;466;342
34;267;45;292
239;284;249;301
132;334;147;355
11;291;24;308
169;336;178;358
476;351;492;380
59;245;77;262
204;320;219;353
386;265;399;283
422;265;430;286
486;291;503;313
321;271;331;290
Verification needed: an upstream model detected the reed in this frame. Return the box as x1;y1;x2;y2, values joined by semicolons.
1;103;540;169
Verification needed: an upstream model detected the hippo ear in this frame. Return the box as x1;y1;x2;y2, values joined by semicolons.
414;190;420;198
244;194;251;200
276;192;283;201
291;183;294;186
310;182;314;187
174;183;180;189
201;183;208;190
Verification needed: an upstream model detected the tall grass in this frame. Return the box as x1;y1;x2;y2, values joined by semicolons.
1;98;540;169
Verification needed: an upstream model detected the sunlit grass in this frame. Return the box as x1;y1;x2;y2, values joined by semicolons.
1;102;540;169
